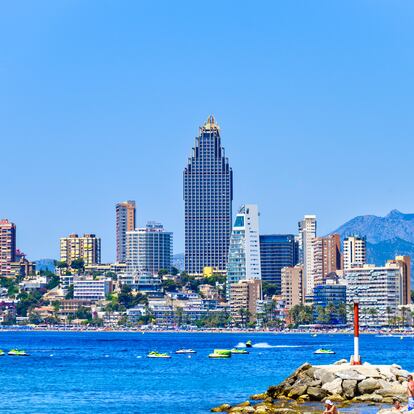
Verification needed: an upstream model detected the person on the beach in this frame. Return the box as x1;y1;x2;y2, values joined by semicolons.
407;375;414;411
392;397;407;412
323;399;338;414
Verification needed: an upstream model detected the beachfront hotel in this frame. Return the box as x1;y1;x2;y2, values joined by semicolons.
115;200;136;263
183;116;233;275
345;262;406;326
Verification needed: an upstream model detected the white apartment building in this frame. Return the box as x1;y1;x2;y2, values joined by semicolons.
343;235;366;270
73;278;112;302
227;204;262;295
298;215;317;296
345;264;402;326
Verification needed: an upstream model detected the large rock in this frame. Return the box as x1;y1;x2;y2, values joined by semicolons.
322;378;343;395
307;386;328;401
211;403;231;412
357;378;381;394
354;365;382;378
335;369;365;381
375;379;406;397
342;379;357;399
287;385;307;399
354;393;383;402
314;368;336;385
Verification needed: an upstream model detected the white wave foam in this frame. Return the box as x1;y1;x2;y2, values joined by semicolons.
235;342;303;349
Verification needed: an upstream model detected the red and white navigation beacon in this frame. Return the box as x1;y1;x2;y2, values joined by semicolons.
350;300;362;365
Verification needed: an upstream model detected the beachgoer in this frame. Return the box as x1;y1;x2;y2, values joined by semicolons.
323;399;338;414
392;397;407;412
407;375;414;411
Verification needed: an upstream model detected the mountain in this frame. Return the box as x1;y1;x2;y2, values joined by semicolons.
332;210;414;244
173;253;184;271
35;258;56;272
331;210;414;283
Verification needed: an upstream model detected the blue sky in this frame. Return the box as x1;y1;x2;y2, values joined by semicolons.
2;1;414;262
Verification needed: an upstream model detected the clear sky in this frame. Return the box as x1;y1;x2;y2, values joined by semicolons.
2;1;414;262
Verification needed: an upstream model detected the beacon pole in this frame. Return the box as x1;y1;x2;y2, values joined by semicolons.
351;300;361;365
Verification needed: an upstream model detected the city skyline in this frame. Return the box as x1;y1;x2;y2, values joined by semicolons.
3;2;414;262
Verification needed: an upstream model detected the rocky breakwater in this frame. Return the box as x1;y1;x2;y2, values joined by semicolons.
211;360;410;413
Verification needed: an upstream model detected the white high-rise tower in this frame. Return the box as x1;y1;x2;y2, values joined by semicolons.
298;215;317;296
227;204;262;293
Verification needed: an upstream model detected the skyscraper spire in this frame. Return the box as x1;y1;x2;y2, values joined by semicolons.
201;114;220;131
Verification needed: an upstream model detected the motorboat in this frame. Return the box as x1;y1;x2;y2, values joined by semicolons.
147;351;171;359
175;349;197;354
231;348;249;354
208;349;232;359
8;349;29;356
313;348;335;355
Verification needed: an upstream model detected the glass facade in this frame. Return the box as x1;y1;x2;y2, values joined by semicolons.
183;116;233;274
259;234;298;291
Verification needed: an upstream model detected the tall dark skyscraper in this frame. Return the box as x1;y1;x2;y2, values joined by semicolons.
184;116;233;275
259;234;299;292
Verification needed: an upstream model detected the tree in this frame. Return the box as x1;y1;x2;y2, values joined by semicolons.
65;285;74;299
158;269;169;277
29;311;43;325
171;267;179;276
368;308;378;326
262;282;278;298
46;275;60;290
70;259;85;275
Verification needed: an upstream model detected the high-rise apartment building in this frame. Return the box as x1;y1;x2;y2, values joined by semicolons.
60;234;101;267
0;219;16;277
227;205;261;295
311;234;342;286
298;215;317;296
313;273;346;325
229;279;262;325
281;265;304;310
386;256;411;305
259;234;299;292
126;222;173;275
183;116;233;275
343;235;366;270
345;264;402;326
116;200;136;263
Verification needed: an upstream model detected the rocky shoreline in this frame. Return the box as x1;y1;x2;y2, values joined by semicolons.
211;360;410;413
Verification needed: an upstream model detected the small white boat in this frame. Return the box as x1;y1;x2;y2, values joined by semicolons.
175;349;196;354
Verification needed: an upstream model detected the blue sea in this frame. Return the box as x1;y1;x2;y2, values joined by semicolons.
0;331;412;413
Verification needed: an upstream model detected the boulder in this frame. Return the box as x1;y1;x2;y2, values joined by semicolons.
211;403;231;412
236;402;250;407
241;408;255;414
353;393;383;403
353;365;382;378
357;378;381;394
250;393;267;400
287;385;307;399
307;386;328;401
333;359;348;365
335;369;365;381
314;368;336;385
342;379;357;399
377;366;397;382
322;378;343;395
326;394;345;402
375;380;406;397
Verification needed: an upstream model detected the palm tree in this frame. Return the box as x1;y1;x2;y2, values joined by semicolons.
368;308;378;327
386;306;392;327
